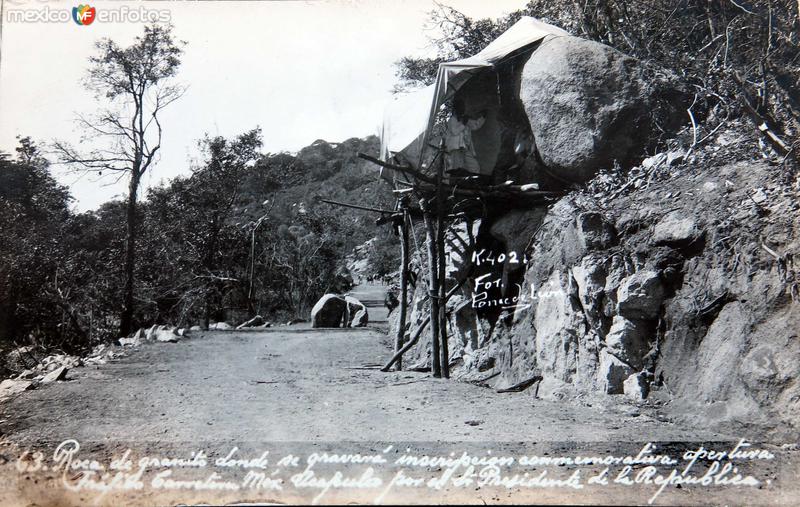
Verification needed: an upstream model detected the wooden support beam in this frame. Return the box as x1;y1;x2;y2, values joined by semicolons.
317;197;394;214
382;317;429;373
358;152;565;197
413;180;565;198
380;276;468;372
421;197;442;378
436;144;450;379
357;153;436;184
395;208;410;371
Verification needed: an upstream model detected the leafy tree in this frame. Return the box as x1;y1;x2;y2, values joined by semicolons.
366;232;402;278
0;139;73;351
54;24;185;336
142;129;262;327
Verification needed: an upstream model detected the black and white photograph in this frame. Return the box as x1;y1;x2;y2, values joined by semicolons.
0;0;798;505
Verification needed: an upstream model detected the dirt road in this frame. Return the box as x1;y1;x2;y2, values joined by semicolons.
1;327;721;444
0;306;796;505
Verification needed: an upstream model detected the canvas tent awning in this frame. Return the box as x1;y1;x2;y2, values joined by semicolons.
379;16;569;171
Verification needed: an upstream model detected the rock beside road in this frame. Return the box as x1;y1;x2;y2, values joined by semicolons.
0;379;34;400
351;308;369;327
311;294;370;328
344;296;369;328
236;315;267;329
40;365;68;384
311;294;347;328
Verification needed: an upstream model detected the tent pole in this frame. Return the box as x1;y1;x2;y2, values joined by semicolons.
436;142;450;378
421;197;442;378
395;206;410;371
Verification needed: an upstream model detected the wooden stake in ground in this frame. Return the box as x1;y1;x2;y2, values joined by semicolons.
395;207;410;371
381;275;469;372
436;147;450;379
421;197;442;378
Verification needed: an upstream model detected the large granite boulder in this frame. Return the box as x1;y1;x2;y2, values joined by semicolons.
311;294;347;328
520;35;686;183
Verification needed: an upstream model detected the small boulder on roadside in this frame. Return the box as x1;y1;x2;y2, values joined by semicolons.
146;325;179;343
119;335;142;347
344;296;369;328
209;322;233;331
41;365;68;384
86;344;124;365
115;329;144;347
351;308;369;328
236;315;266;330
0;379;35;400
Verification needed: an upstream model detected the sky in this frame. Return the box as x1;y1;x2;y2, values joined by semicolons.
0;0;527;210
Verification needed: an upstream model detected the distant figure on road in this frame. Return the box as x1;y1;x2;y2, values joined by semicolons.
384;288;399;315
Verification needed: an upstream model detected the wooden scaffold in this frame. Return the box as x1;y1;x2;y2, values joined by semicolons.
319;141;564;379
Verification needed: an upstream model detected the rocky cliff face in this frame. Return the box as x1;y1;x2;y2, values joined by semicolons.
392;35;799;436
395;142;799;435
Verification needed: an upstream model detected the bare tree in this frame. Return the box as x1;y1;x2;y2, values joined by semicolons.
54;24;185;336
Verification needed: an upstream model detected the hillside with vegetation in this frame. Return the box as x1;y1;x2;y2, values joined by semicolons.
0;133;394;376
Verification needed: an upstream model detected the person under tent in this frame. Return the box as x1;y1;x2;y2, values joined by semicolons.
444;98;487;182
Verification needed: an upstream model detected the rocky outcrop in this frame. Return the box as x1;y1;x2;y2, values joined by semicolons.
616;270;664;320
395;156;800;434
41;365;68;384
520;35;686;183
1;350;88;399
